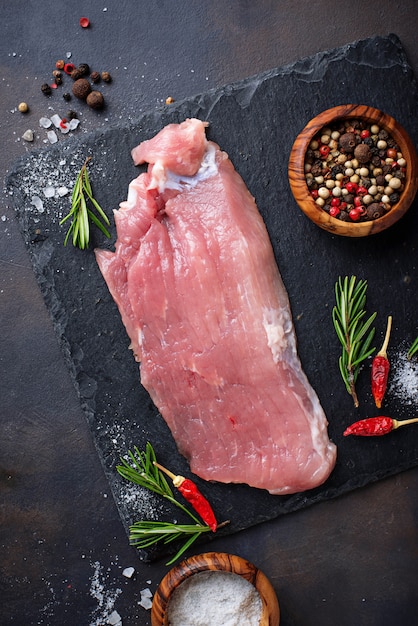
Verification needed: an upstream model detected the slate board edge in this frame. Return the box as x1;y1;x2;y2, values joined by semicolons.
5;34;418;560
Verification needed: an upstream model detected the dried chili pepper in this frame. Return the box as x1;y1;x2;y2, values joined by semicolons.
154;462;217;532
371;315;392;408
343;415;418;437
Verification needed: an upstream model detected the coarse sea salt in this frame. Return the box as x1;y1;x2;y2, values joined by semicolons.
166;571;262;626
389;350;418;406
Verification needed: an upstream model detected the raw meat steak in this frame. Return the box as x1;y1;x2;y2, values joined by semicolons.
95;118;337;495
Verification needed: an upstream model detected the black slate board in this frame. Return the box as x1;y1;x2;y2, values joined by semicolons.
7;34;418;561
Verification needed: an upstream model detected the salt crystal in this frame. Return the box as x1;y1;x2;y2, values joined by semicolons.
50;114;62;128
43;186;55;198
122;567;135;579
31;196;44;212
47;130;58;144
22;129;34;142
68;118;80;130
39;117;52;128
57;186;69;197
140;588;152;598
107;609;122;625
139;596;153;610
66;51;72;58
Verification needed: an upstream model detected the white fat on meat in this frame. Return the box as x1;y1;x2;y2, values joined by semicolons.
95;118;337;495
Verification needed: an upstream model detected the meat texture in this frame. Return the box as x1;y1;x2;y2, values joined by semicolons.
95;118;336;494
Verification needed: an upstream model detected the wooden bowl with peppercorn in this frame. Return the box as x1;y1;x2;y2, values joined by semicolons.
288;104;418;236
151;552;280;626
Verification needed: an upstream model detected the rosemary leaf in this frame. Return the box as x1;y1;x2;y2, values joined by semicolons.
408;337;418;359
60;157;110;249
332;276;376;407
117;442;215;564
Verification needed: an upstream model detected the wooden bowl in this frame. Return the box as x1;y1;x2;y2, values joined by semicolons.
288;104;418;236
151;552;280;626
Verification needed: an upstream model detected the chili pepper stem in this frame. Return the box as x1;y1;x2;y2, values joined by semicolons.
377;315;392;358
392;417;418;430
154;461;184;487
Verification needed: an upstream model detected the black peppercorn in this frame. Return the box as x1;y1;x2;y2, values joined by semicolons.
90;71;100;83
310;162;322;176
78;63;90;76
338;210;350;221
67;110;78;120
41;83;52;96
378;129;389;140
72;78;92;100
54;75;63;86
389;192;400;204
70;68;84;81
63;92;72;101
339;132;356;153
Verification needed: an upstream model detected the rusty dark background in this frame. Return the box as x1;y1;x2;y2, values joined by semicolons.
1;3;418;625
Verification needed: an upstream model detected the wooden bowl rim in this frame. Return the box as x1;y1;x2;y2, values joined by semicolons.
150;551;280;626
288;104;418;237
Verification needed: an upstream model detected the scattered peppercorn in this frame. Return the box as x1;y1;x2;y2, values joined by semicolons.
101;71;112;83
54;75;63;86
63;92;72;102
72;78;92;100
79;16;90;28
67;110;78;120
70;68;85;81
86;90;104;110
78;63;90;76
64;63;76;75
41;83;52;96
90;71;100;83
165;96;175;104
18;102;29;113
55;59;65;70
52;69;62;78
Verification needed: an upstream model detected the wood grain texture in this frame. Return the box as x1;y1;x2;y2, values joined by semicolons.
288;104;418;237
151;552;280;625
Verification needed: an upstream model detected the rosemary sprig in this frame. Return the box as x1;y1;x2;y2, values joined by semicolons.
332;276;377;407
60;157;111;249
408;336;418;359
117;443;211;564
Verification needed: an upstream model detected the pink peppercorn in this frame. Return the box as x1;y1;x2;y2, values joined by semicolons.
64;63;76;75
329;206;340;218
349;207;363;221
79;17;90;28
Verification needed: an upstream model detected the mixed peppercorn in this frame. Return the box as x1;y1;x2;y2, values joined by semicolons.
304;119;407;222
41;59;111;111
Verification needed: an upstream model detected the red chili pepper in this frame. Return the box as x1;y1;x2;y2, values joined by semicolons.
154;462;217;531
344;416;418;437
371;316;392;408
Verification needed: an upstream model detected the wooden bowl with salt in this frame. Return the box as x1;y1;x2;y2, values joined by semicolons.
151;552;280;626
288;104;418;237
